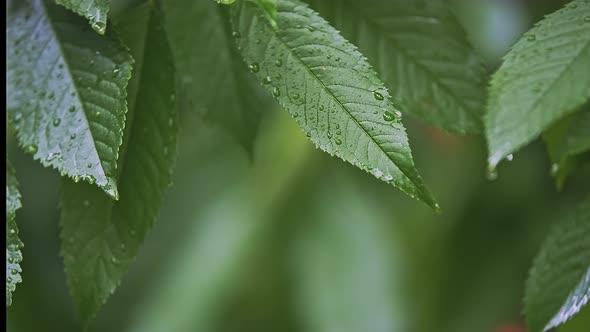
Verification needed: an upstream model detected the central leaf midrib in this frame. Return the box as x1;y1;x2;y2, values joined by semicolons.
272;6;423;193
41;0;108;182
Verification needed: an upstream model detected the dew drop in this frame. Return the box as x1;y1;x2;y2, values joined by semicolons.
275;59;283;67
69;105;76;113
232;31;241;38
87;163;93;168
262;76;272;84
94;111;101;117
335;124;340;129
383;111;396;122
506;154;514;161
70;134;77;139
248;62;260;73
272;87;280;97
46;152;61;162
292;93;300;100
53;118;61;126
335;138;342;145
319;105;325;111
112;68;120;78
91;21;106;34
327;132;333;139
24;144;38;154
373;91;384;100
111;257;119;265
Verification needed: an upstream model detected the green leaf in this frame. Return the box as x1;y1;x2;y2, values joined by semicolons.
6;159;24;307
55;0;109;34
163;0;271;153
544;106;590;188
306;0;488;135
524;195;590;332
231;0;438;209
59;2;178;323
486;0;590;170
6;0;133;199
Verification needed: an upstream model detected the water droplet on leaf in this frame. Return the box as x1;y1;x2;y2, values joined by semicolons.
373;91;384;100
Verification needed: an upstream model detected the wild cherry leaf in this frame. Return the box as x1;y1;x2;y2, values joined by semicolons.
55;0;109;34
59;2;178;323
486;0;590;171
524;195;590;332
544;106;590;188
231;0;438;209
306;0;488;135
6;159;24;307
163;0;272;153
6;0;133;199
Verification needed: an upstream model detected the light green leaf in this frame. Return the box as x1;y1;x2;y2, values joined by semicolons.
231;0;438;209
524;195;590;332
486;0;590;170
544;106;590;188
55;0;109;34
6;159;23;307
163;0;271;153
6;0;133;199
59;2;178;323
307;0;488;135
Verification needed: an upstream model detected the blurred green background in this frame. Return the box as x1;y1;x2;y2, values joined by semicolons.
6;0;590;331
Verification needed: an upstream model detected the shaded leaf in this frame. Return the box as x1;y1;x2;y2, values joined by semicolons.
59;2;178;323
524;195;590;332
55;0;109;34
231;0;438;209
486;0;590;170
163;0;271;153
307;0;488;135
6;159;24;307
6;0;133;199
544;106;590;188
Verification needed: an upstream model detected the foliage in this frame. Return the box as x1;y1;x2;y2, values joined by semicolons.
5;0;590;331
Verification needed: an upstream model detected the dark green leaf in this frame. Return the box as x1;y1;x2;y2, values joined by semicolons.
231;0;438;209
486;0;590;170
524;195;590;332
59;2;178;322
6;0;133;199
544;106;590;188
163;0;271;153
307;0;488;135
55;0;109;34
6;159;24;307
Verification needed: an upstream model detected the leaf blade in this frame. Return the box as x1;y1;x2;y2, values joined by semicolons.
524;195;590;332
6;0;133;199
6;159;24;307
55;0;109;34
486;0;590;169
163;0;271;153
59;2;178;322
231;0;437;209
307;0;488;135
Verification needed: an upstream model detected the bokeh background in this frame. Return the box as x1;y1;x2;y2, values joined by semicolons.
6;0;590;331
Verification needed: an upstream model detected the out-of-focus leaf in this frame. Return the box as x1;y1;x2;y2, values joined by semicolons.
524;195;590;332
55;0;109;34
544;107;590;188
6;159;23;307
163;0;271;154
307;0;488;135
486;0;590;170
231;0;438;210
6;0;133;199
59;2;178;323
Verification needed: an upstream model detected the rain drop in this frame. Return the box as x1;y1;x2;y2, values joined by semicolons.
70;134;77;139
263;76;272;84
112;68;120;77
69;105;76;113
506;154;514;161
87;163;93;168
94;111;101;117
383;111;395;122
248;63;260;73
232;31;241;38
327;132;333;139
24;144;38;155
91;21;106;34
272;87;280;97
53;118;61;126
335;138;342;145
373;91;384;100
275;59;283;67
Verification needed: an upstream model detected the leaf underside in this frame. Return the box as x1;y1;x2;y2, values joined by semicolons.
6;0;133;199
59;2;178;323
486;0;590;169
163;0;271;153
524;195;590;332
307;0;488;135
6;160;24;307
231;0;438;209
55;0;109;34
